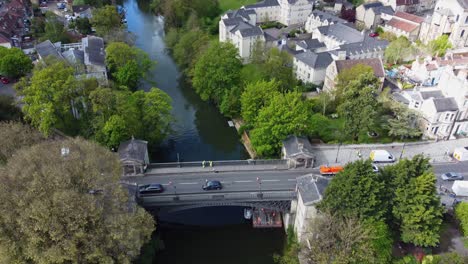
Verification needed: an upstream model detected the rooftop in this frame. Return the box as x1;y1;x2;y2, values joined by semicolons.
244;0;279;9
335;58;385;77
282;135;314;158
386;18;420;32
36;40;63;60
296;175;329;205
83;36;105;66
336;35;388;55
394;11;424;24
432;97;459;112
310;10;347;24
296;38;326;50
396;0;419;6
317;23;364;44
295;50;333;69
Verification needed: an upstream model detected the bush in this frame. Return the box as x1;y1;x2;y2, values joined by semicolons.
455;202;468;247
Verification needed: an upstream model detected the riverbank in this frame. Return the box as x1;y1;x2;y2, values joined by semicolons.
233;118;257;159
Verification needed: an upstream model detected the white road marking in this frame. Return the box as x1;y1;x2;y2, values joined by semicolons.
162;183;170;186
263;179;280;182
287;179;297;181
179;182;198;185
235;180;252;183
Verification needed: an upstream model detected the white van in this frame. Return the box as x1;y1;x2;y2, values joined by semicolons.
370;150;395;163
453;147;468;161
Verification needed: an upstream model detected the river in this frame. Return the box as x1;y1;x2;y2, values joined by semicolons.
122;0;286;263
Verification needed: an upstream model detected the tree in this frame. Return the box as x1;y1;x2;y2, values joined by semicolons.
0;122;44;165
101;115;129;148
0;47;33;78
337;72;381;141
240;80;281;124
250;39;266;64
191;42;242;104
91;5;122;36
219;85;243;118
388;155;443;247
318;160;388;221
385;36;415;64
0;138;154;263
41;12;70;43
262;48;295;93
172;29;209;71
105;42;152;90
140;88;173;143
317;91;333;115
17;60;79;136
250;92;312;157
455;202;468;247
0;95;22;122
385;104;422;139
72;17;92;35
305;213;392;264
334;64;373;103
427;35;452;57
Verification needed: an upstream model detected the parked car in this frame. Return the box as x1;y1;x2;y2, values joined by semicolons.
369;32;379;37
202;180;222;190
441;172;464;181
0;76;9;84
136;183;164;197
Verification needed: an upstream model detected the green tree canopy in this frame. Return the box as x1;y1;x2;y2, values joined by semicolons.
91;5;122;36
105;42;152;90
427;35;452;57
41;12;70;43
191;42;242;104
0;138;154;263
250;92;312;157
262;48;295;93
337;72;381;141
0;47;33;78
172;29;209;72
385;36;415;64
17;60;79;135
0;121;44;165
318;160;388;221
0;95;22;122
334;64;373;103
240;80;281;124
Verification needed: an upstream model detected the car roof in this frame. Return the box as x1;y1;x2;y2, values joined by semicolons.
208;180;220;184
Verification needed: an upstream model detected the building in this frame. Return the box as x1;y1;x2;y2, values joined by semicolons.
36;36;108;84
323;58;385;91
295;38;327;52
0;0;31;48
305;10;347;32
281;135;315;168
356;2;394;29
400;67;468;139
334;0;354;13
328;35;388;60
419;0;468;48
378;0;422;13
383;11;424;41
312;23;365;49
219;0;314;60
409;54;468;86
293;50;333;84
72;5;92;19
118;137;150;176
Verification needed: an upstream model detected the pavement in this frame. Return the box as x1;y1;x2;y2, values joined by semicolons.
0;82;15;97
312;138;468;167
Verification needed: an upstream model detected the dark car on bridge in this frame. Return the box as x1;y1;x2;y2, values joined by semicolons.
137;184;164;198
202;180;222;191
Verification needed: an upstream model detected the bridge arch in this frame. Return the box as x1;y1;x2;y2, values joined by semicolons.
148;200;292;214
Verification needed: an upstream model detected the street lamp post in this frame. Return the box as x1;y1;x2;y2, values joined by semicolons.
335;142;342;163
399;143;406;160
257;177;263;198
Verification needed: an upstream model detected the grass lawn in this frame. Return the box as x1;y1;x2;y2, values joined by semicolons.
219;0;258;12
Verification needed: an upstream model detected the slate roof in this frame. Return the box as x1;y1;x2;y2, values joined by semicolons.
433;97;458;112
83;36;105;66
295;50;333;69
36;40;63;60
317;23;364;44
296;38;326;50
336;35;388;55
297;175;330;205
372;5;394;15
72;5;91;13
362;2;384;9
282;135;314;158
310;10;347;24
239;26;263;37
118;138;148;163
420;90;444;100
457;0;468;9
335;58;385;77
244;0;279;8
62;49;85;65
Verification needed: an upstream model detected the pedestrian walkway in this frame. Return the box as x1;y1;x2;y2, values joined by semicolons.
311;138;468;166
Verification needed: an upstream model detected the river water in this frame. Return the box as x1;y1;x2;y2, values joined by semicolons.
123;0;286;263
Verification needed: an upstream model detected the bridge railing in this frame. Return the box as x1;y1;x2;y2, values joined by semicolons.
147;159;287;169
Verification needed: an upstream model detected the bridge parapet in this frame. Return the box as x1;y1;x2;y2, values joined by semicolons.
145;159;289;175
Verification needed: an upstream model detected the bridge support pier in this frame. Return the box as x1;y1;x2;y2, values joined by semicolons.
282;199;298;232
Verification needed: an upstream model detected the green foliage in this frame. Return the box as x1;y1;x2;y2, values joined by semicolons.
159;0;220;29
380;31;397;42
390;156;443;247
0;47;33;78
426;35;452;57
105;42;153;90
375;26;384;34
385;36;415;64
337;72;381;141
385;104;422;139
334;63;373;103
218;0;258;11
101;115;129;148
423;252;468;264
31;16;45;38
172;29;210;72
91;5;122;36
219;85;243;118
366;220;394;263
0;95;22;122
319;160;388;221
273;227;299;264
17;60;78;136
41;12;70;43
240;80;281;124
262;48;295;93
71;17;92;35
455;202;468;247
0;122;44;165
250;92;312;157
0;138;154;263
191;42;242;104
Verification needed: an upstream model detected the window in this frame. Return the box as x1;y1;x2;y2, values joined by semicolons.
465;16;468;24
462;30;465;38
445;113;451;120
457;15;460;22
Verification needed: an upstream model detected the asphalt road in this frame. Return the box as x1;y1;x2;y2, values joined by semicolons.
125;161;468;197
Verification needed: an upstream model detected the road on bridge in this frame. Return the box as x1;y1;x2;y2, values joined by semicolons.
123;161;468;197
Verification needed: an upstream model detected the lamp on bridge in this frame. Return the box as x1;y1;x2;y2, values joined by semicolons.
168;181;179;201
256;177;263;199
